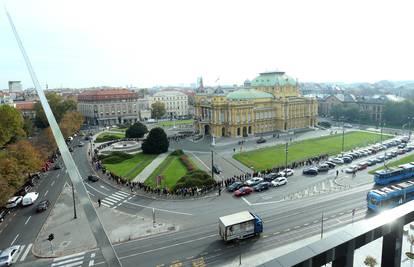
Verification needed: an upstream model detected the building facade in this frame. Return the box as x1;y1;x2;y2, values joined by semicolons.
77;89;140;126
194;72;318;138
149;90;189;118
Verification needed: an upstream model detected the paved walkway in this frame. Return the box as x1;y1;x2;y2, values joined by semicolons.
132;152;169;183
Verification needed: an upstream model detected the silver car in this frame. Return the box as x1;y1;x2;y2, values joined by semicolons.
0;245;20;266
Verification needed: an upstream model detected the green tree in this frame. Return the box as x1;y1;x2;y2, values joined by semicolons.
151;101;166;120
125;122;148;138
59;111;84;138
0;157;22;206
7;140;43;176
363;255;377;267
34;92;77;128
23;117;35;137
0;105;25;147
142;127;169;154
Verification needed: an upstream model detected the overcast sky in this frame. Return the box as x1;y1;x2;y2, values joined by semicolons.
2;0;414;89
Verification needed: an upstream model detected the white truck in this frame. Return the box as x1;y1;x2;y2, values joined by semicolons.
219;211;263;241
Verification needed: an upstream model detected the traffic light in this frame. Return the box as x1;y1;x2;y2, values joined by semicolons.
48;233;54;241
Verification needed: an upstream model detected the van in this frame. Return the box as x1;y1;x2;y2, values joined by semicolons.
22;192;39;206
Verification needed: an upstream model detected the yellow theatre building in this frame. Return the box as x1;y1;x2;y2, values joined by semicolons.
194;71;318;138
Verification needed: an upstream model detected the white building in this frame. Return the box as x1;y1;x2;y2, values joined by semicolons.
149;90;189;118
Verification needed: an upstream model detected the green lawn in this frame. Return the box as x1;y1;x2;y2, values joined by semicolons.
95;132;125;143
145;154;193;189
157;119;193;127
234;131;393;171
104;153;157;180
369;153;414;174
111;127;127;132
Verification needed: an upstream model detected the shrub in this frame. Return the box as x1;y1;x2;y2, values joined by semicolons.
179;154;195;172
125;122;148;138
142;127;169;154
171;149;184;156
95;134;122;143
101;152;133;164
174;170;214;190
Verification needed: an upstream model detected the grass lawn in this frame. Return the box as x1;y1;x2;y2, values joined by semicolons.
111;127;127;132
104;153;157;180
145;154;194;189
369;153;414;174
157;119;193;127
234;131;393;171
95;132;125;143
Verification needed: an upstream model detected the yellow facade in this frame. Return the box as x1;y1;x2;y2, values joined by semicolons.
194;72;318;138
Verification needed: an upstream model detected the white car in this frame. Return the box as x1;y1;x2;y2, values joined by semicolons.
245;177;264;186
5;196;22;209
271;177;287;187
0;245;20;266
278;169;294;177
345;165;358;173
22;192;39;206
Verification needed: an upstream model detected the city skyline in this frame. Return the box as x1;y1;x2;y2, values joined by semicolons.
2;0;414;89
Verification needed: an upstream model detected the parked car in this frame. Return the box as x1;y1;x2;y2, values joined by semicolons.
22;192;39;206
53;164;61;170
342;157;352;163
343;123;353;128
0;245;21;266
317;164;330;172
16;186;31;197
245;177;264;187
36;200;50;212
263;172;280;182
253;182;270;192
271;177;287;187
375;156;385;163
78;142;85;147
256;137;266;144
227;182;243;192
0;209;9;223
69;147;74;152
367;159;377;166
5;196;23;209
234;186;253;197
324;161;336;169
278;168;294;177
345;165;358;173
330;158;344;164
303;167;318;175
212;164;222;174
357;162;368;170
88;175;100;182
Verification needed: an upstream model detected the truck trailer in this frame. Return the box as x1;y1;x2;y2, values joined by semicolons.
219;211;263;241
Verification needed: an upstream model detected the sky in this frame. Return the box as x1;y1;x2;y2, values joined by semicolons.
1;0;414;89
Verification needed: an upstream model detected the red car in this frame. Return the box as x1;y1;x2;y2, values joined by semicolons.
234;186;253;197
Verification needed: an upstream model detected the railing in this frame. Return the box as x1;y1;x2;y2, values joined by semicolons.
259;201;414;267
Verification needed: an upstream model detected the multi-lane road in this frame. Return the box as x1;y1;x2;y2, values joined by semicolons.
1;132;409;267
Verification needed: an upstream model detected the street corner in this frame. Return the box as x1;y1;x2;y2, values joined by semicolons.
32;184;97;258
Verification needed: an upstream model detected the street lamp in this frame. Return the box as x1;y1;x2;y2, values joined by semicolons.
284;142;288;178
380;122;385;144
340;116;345;157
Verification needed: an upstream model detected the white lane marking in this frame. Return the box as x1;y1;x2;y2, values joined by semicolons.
44;190;49;196
24;216;31;225
119;233;217;260
11;244;24;263
106;195;123;201
124;201;193;216
53;252;85;262
20;243;32;261
57;173;60;178
99;185;109;191
85;183;108;196
10;234;19;246
250;199;285;206
87;191;95;197
113;191;129;197
51;181;55;186
189;152;211;171
241;197;251;206
52;260;83;267
102;198;116;204
89;252;96;267
101;203;110;207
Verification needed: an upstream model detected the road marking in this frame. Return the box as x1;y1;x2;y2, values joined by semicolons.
99;185;109;191
124;201;193;216
304;223;309;226
52;259;84;267
114;191;129;197
241;197;251;206
53;251;85;262
101;203;110;207
44;190;49;196
273;232;280;235
313;220;318;223
89;252;95;267
294;225;300;229
11;244;24;263
250;199;285;206
119;234;217;260
87;191;95;197
20;243;32;261
106;195;124;201
284;229;290;232
186;256;194;260
102;199;115;205
51;181;55;186
24;216;31;225
10;234;19;246
57;173;60;178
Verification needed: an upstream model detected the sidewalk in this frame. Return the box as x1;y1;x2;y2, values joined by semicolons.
132;152;168;183
33;184;177;258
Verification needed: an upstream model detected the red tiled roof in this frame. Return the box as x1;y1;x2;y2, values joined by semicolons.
78;89;138;101
14;101;36;110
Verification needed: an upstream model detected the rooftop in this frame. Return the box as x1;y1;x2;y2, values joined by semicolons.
226;88;274;100
251;71;297;87
78;89;137;101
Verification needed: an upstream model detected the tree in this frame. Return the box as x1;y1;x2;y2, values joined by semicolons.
142;127;169;154
7;140;43;176
34;92;77;128
125;122;148;138
0;157;21;206
59;111;84;138
363;255;377;267
0;105;25;147
33;127;57;160
23;117;35;137
151;101;166;120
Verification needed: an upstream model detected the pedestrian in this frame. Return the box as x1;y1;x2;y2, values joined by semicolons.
98;198;101;207
336;170;339;177
233;148;236;153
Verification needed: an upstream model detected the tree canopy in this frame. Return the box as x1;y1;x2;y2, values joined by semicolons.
34;92;77;128
151;101;166;120
142;127;169;154
125;122;148;138
0;105;25;147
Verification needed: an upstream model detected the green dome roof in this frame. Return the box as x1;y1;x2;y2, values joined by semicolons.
227;88;274;100
251;71;297;87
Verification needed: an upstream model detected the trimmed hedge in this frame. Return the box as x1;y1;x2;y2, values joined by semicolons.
101;152;133;164
171;149;184;156
174;170;215;190
95;134;122;143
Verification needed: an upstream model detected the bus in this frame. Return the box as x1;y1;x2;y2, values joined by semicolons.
367;179;414;212
374;163;414;185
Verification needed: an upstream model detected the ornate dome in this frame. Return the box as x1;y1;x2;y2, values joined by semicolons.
226;88;274;100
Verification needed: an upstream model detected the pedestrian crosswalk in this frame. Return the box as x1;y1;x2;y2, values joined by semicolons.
11;243;33;263
101;191;131;208
51;251;85;267
284;178;349;201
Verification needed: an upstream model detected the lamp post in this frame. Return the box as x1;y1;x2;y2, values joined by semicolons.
284;142;289;178
380;122;385;144
340;117;345;157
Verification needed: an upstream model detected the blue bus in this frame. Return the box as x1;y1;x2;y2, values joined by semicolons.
374;163;414;185
367;179;414;212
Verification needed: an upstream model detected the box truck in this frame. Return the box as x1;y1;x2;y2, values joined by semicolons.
219;211;263;241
